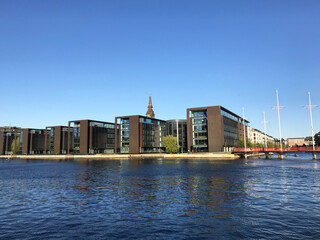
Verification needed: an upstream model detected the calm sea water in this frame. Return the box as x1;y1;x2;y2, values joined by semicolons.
0;153;320;239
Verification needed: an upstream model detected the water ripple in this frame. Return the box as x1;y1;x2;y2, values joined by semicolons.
0;156;320;239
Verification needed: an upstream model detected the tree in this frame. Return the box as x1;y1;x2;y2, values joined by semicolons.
11;137;20;154
238;139;244;148
315;132;320;146
255;142;264;148
247;139;254;148
163;135;180;153
267;141;274;148
237;139;255;148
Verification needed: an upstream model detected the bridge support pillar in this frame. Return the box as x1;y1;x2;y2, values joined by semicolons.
312;151;316;160
278;152;284;160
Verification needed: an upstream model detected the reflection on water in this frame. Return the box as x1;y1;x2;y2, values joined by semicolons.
0;155;320;239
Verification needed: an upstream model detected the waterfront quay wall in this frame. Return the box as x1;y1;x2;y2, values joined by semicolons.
0;152;239;160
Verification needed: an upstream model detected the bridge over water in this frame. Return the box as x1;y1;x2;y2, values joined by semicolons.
233;146;320;159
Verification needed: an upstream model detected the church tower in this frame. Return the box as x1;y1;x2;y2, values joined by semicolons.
146;96;155;118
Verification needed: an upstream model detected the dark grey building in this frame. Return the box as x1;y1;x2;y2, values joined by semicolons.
45;126;70;154
0;127;23;155
22;129;46;154
115;115;166;153
166;119;187;153
187;106;249;152
68;120;116;154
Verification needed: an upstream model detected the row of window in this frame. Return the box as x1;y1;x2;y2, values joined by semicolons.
192;111;207;118
89;121;114;129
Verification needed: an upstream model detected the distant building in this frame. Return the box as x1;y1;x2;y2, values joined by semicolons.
187;106;249;152
247;126;274;146
115;115;166;153
68;120;116;154
274;138;287;146
166;120;187;153
287;138;305;147
304;136;313;146
314;132;320;146
45;126;70;154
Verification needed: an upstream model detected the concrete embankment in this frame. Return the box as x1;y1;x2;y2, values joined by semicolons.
0;152;239;160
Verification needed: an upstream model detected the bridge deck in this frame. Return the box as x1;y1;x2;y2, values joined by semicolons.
233;147;320;154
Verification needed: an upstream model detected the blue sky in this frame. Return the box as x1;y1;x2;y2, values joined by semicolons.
0;0;319;138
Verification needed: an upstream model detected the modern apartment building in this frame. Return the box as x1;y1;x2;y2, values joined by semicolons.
115;115;166;153
68;120;116;154
166;119;187;153
187;106;249;152
0;127;23;155
0;126;20;132
45;126;69;154
21;128;46;154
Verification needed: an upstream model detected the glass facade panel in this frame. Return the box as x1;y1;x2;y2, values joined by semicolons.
223;116;239;148
120;118;130;153
89;121;115;154
69;121;115;154
118;117;166;153
4;130;22;155
30;129;46;154
71;122;80;154
19;130;23;153
221;109;239;122
165;120;187;153
191;110;208;152
62;127;69;154
140;117;166;153
48;128;55;154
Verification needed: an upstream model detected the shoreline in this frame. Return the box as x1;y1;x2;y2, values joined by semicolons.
0;152;240;160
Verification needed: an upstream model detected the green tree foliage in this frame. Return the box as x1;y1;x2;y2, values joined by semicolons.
237;139;283;148
238;139;244;148
11;137;20;154
238;139;255;148
247;139;254;148
163;135;180;153
267;141;274;148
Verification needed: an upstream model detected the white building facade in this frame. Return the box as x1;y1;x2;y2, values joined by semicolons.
247;126;275;146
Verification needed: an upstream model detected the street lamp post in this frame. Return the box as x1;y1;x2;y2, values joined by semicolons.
305;92;317;159
242;107;247;158
272;90;284;159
